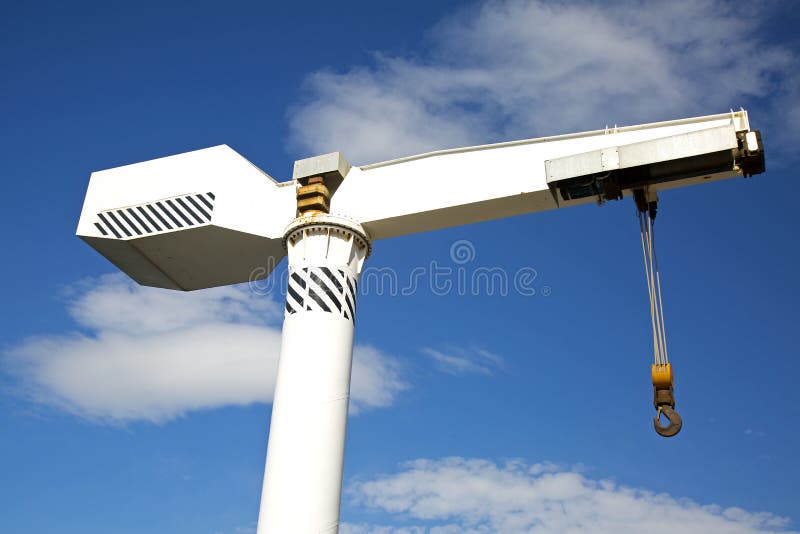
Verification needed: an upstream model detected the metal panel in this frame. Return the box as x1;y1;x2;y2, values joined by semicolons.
545;149;605;183
293;152;351;182
545;124;738;184
77;145;294;290
94;192;216;239
617;124;737;168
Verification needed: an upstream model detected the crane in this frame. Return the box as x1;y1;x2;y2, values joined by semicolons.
76;109;765;533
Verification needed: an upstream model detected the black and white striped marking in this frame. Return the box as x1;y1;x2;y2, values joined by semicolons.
94;192;215;238
285;266;358;321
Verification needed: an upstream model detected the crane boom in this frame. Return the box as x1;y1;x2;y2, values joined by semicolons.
334;110;761;239
76;110;763;290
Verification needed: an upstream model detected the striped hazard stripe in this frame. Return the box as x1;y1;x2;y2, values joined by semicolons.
94;192;215;239
285;266;358;321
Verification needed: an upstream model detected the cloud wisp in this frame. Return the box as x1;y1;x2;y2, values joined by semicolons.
344;457;797;534
3;274;407;423
421;346;504;376
288;0;797;165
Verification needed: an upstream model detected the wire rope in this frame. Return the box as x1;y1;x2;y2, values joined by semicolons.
639;209;669;366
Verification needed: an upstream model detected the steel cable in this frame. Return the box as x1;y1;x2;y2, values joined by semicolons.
639;210;669;365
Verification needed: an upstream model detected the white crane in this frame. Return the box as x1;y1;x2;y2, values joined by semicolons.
76;109;765;533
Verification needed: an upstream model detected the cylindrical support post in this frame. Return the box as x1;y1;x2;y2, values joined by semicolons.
257;214;370;534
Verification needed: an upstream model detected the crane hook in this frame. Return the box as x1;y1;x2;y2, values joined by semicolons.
652;364;682;438
654;405;682;437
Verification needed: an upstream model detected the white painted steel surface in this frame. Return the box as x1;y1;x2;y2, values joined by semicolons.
257;215;369;534
76;145;295;290
77;111;755;289
545;125;737;183
332;112;750;239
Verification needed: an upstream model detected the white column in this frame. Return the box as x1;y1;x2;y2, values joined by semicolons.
257;214;370;534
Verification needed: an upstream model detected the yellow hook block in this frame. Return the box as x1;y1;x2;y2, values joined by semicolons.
651;363;673;388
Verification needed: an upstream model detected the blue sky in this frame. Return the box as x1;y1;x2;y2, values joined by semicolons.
1;1;799;532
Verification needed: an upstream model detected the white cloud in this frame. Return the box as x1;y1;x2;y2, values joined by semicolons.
3;274;407;423
346;457;797;533
421;346;504;376
288;0;797;165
